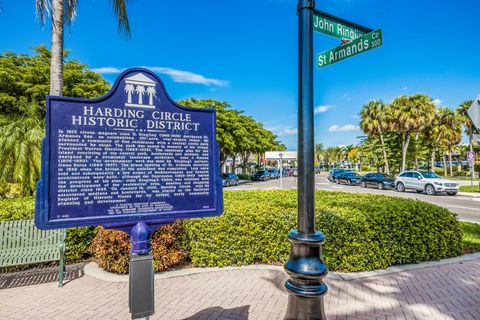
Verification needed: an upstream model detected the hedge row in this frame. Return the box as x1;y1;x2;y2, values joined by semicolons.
184;191;463;272
0;191;464;273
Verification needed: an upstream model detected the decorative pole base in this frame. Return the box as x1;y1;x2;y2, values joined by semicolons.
284;230;328;320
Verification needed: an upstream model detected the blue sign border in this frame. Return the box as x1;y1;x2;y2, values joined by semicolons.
35;68;223;230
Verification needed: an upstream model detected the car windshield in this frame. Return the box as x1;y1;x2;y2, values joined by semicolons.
420;171;441;179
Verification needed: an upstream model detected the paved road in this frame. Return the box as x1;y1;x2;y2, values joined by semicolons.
1;260;479;319
231;173;480;223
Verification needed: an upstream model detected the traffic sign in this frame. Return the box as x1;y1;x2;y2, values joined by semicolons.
317;29;383;68
312;10;372;41
467;97;480;132
468;151;476;162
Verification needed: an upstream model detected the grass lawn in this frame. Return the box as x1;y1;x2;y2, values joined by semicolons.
459;185;480;193
461;221;480;252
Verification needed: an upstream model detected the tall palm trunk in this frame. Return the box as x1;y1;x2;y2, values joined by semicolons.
443;152;447;176
448;148;453;177
430;147;436;172
401;133;411;171
414;132;420;169
378;126;389;175
49;0;64;96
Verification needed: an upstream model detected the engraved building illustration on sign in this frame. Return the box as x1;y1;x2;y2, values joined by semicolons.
124;73;157;108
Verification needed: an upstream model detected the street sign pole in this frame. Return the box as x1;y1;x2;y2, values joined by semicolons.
284;1;328;319
279;153;284;190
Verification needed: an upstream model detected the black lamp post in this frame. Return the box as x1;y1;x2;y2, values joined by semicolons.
284;1;328;319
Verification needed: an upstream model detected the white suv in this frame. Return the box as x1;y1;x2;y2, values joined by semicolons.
395;171;459;196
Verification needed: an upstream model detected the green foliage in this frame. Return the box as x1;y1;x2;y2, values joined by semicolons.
460;221;480;252
0;197;97;261
178;98;284;173
0;46;110;195
184;191;463;272
459;185;480;192
236;174;251;180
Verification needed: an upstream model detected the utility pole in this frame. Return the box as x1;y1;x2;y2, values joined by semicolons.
284;1;328;319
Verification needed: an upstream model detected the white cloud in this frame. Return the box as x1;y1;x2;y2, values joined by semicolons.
433;98;443;107
91;66;229;87
352;114;359;119
314;105;334;114
91;67;124;74
328;124;360;132
279;128;298;136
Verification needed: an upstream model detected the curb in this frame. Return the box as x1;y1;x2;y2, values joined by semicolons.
458;191;480;198
84;252;480;283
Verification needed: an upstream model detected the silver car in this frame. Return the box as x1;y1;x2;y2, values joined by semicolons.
394;171;459;196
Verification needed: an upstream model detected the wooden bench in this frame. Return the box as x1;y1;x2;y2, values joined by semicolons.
0;220;66;287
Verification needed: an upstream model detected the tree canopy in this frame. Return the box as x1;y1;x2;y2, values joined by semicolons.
0;46;110;195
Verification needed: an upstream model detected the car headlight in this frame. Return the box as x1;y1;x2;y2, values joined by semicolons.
434;182;443;186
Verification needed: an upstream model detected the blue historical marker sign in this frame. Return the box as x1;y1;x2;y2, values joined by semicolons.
35;68;223;230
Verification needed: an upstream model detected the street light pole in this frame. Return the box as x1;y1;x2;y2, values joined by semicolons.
284;1;328;319
280;153;284;189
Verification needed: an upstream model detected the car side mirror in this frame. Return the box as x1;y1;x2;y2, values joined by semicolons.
417;177;422;180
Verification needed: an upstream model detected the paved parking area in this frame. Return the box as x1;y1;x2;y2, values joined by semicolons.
1;259;479;319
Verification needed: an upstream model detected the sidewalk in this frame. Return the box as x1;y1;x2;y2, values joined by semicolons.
1;258;480;320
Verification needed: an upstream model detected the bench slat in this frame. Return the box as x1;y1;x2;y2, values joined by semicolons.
0;220;66;268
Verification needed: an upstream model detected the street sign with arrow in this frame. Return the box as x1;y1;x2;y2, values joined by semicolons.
467;96;480;132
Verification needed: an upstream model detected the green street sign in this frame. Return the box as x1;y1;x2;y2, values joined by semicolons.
317;29;383;68
313;12;366;41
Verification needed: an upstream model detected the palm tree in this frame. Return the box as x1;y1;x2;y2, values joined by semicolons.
146;86;156;105
314;143;323;165
125;83;135;103
36;0;131;96
457;100;475;152
0;112;43;195
360;100;391;174
442;110;462;177
391;94;436;171
136;85;146;104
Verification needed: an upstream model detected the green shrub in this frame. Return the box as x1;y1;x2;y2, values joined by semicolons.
0;197;97;261
236;174;251;180
184;190;463;272
90;222;186;274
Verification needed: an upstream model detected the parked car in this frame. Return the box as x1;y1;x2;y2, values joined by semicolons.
292;168;298;177
361;173;395;190
267;169;280;179
394;171;459;195
221;173;239;187
251;170;271;181
283;168;294;177
336;172;362;185
315;166;321;174
327;168;343;182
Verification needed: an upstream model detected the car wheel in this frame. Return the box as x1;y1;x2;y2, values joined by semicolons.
361;181;367;188
347;180;351;186
447;191;457;196
396;182;405;192
425;184;436;195
335;178;339;184
236;180;239;186
377;182;385;190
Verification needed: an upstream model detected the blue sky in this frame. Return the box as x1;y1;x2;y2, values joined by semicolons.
1;0;479;150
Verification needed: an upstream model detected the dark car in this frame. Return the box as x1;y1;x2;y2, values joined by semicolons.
251;170;271;181
336;172;362;185
361;173;395;190
327;168;344;182
221;173;239;187
267;169;280;179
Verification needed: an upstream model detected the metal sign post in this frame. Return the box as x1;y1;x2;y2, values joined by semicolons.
284;1;328;319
